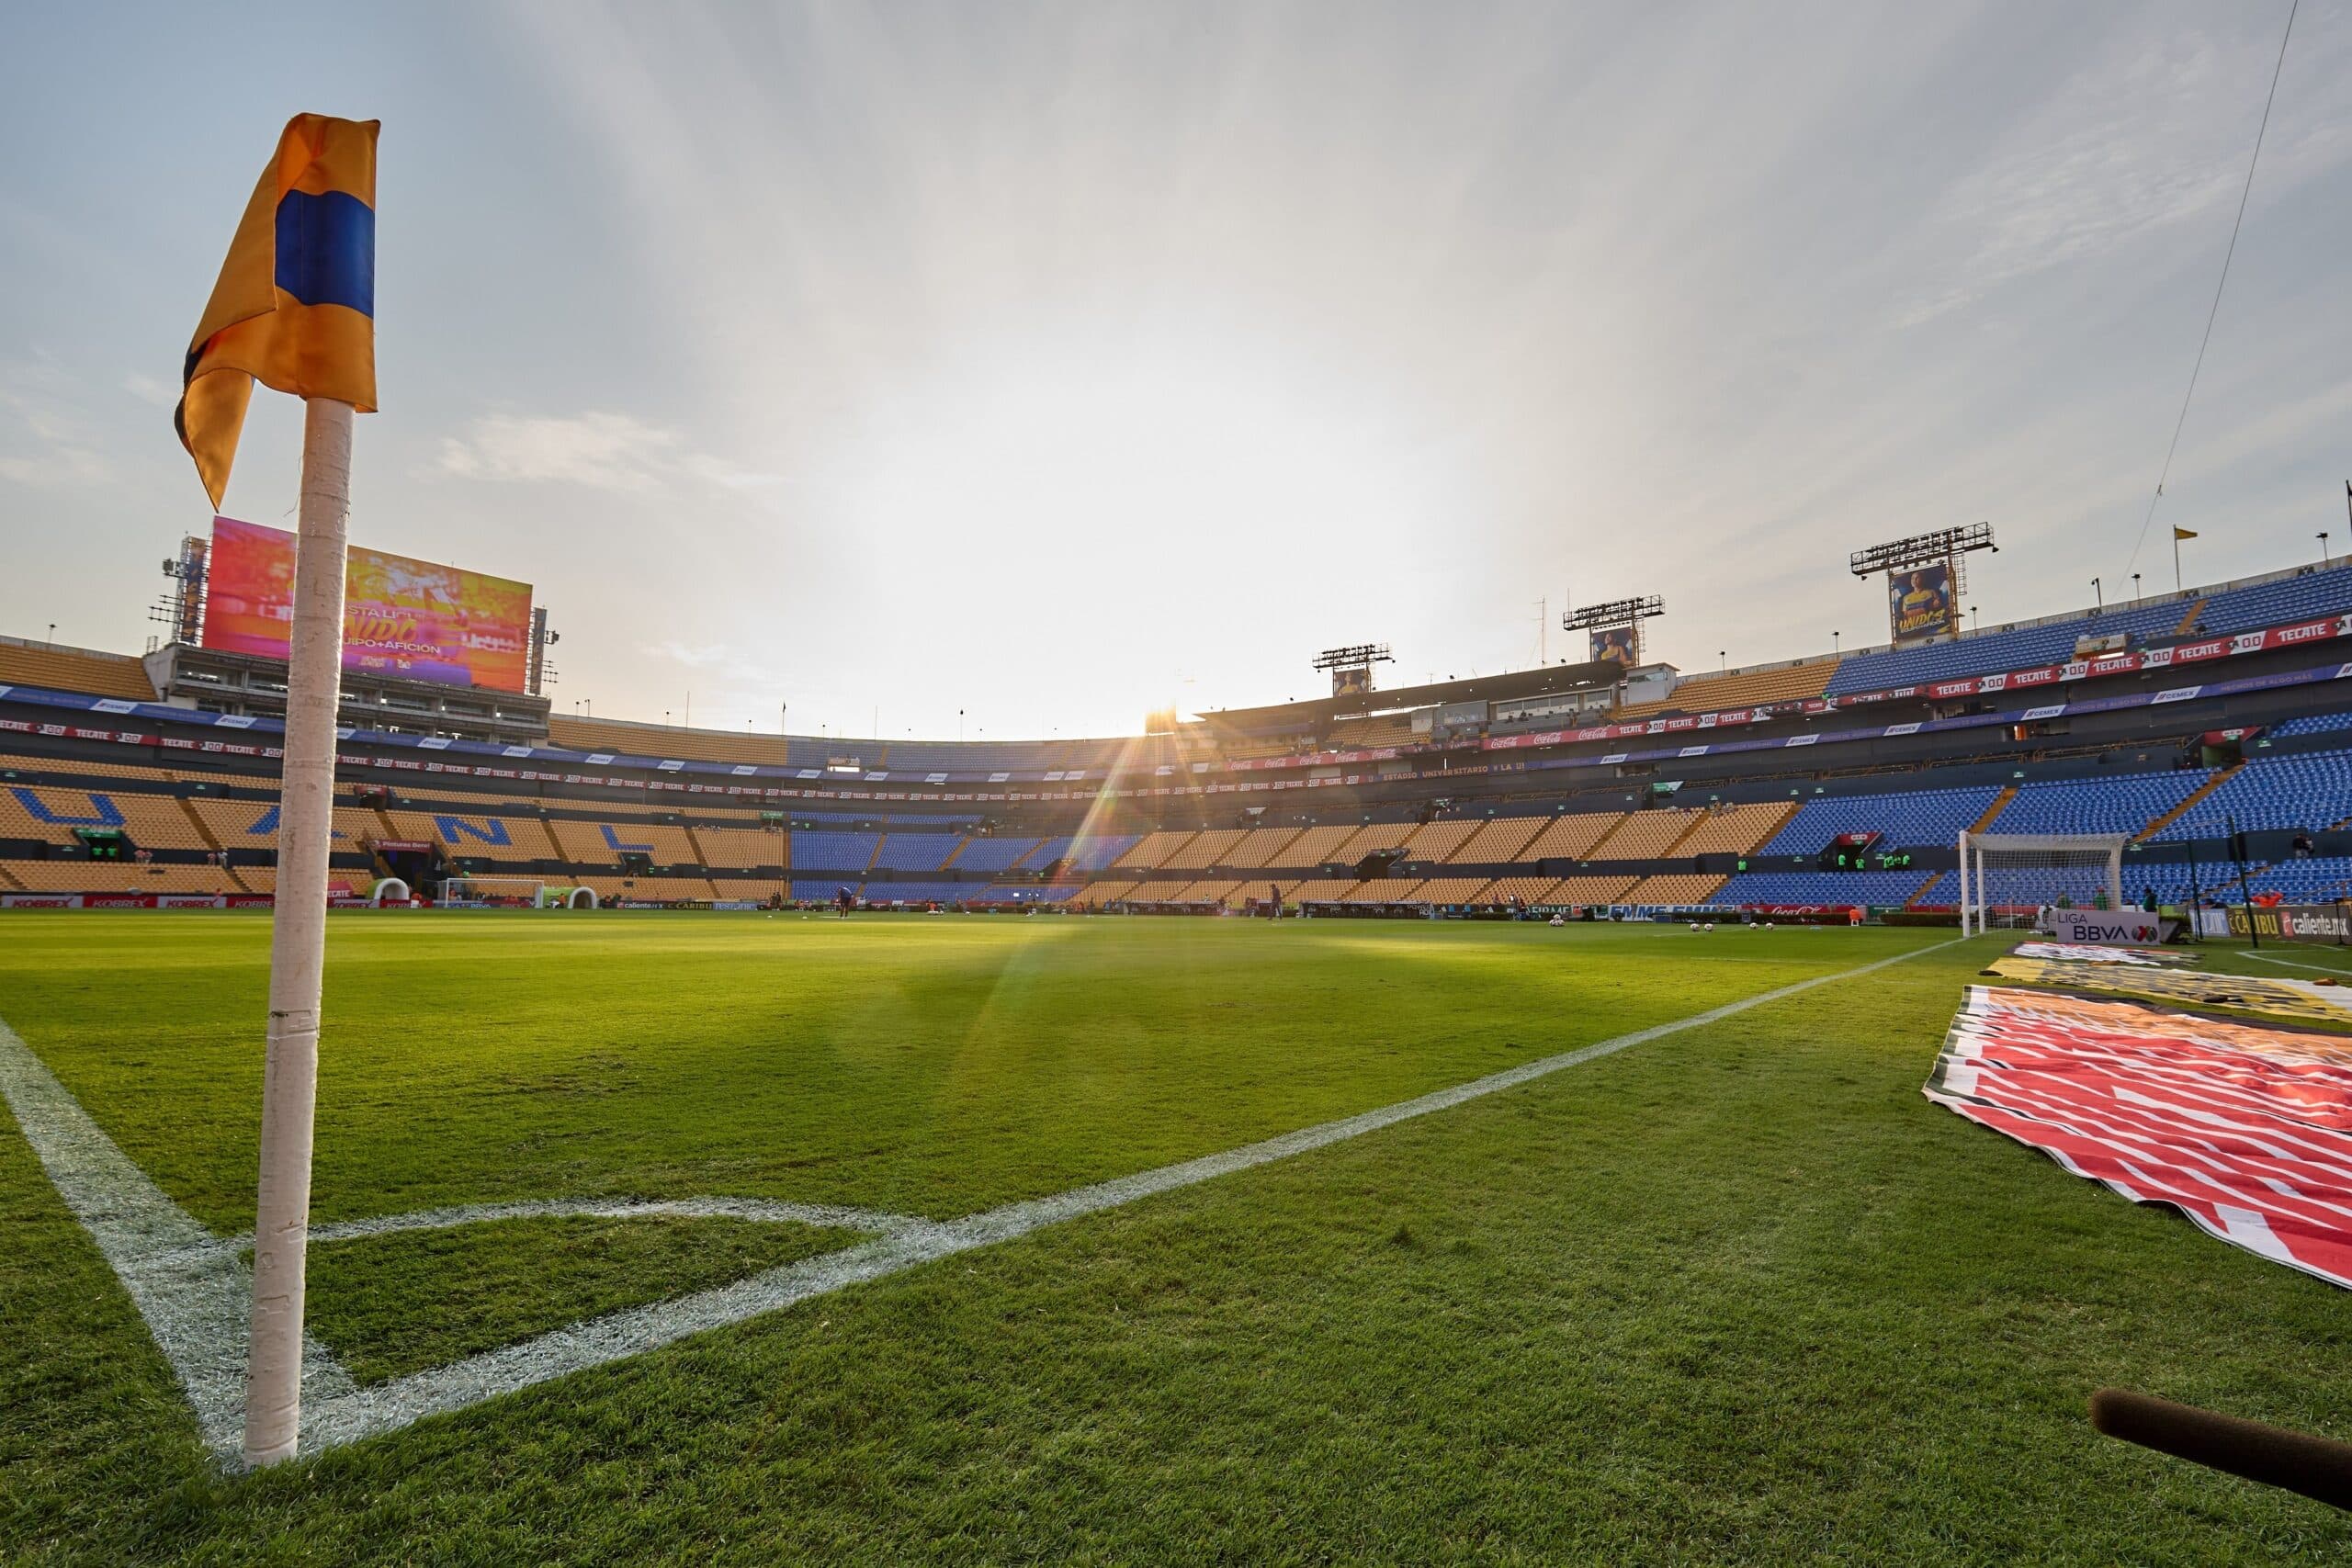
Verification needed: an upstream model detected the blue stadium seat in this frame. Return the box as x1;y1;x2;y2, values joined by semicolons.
1986;772;2210;838
2154;749;2352;840
789;831;879;872
1761;787;2003;854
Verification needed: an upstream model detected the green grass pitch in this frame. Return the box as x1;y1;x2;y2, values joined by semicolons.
3;912;2348;1562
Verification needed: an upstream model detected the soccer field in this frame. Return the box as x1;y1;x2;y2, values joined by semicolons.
4;913;2348;1562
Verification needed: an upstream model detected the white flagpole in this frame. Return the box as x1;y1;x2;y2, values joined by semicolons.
243;395;353;1467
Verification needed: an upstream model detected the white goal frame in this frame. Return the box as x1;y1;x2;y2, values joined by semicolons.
1956;831;2127;937
439;874;578;908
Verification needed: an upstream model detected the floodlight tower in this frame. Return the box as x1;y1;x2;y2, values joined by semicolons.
1312;643;1393;700
1562;595;1665;666
1850;523;1996;645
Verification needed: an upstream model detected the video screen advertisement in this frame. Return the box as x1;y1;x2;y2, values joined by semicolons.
201;516;534;693
1888;561;1956;645
1589;626;1639;668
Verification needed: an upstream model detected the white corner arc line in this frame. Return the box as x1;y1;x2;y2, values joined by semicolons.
3;935;1959;1462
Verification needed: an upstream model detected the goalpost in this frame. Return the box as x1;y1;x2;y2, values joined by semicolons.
439;874;582;908
1956;831;2127;937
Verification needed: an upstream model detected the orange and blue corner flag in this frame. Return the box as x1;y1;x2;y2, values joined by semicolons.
177;114;379;507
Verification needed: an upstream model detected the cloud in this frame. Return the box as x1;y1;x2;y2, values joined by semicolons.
639;639;732;669
0;364;112;488
121;371;176;409
435;411;778;493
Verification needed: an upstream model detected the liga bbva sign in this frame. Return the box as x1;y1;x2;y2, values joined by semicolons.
1888;561;1956;645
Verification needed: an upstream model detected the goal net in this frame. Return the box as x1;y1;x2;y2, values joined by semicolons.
440;874;552;908
1956;832;2126;936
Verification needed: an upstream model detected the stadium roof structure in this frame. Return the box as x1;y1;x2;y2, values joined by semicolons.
1197;660;1623;732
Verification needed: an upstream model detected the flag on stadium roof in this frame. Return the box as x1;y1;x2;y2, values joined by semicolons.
175;114;379;506
2173;526;2199;541
1926;986;2352;1291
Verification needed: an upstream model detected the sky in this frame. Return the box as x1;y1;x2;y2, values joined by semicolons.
3;1;2348;742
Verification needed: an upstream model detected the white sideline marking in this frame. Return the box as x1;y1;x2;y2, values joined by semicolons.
2245;950;2352;976
257;1195;924;1249
3;936;1958;1462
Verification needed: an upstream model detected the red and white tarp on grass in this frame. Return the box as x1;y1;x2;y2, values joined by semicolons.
1926;986;2352;1290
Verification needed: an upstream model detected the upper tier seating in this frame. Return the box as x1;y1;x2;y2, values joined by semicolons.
545;715;794;768
1613;659;1837;720
0;639;156;701
1825;598;2194;695
2191;561;2352;635
1983;773;2211;840
2154;750;2352;840
1325;714;1418;749
1761;787;2003;855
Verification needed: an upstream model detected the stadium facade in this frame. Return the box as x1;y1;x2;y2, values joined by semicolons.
5;552;2351;917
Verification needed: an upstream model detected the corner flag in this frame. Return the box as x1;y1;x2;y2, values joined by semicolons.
177;115;379;508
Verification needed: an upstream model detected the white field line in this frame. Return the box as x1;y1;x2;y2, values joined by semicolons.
2245;949;2352;976
297;935;1962;1455
0;1019;355;1458
4;934;1959;1463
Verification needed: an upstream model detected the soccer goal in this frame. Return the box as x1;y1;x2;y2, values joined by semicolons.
1956;831;2126;936
439;874;585;908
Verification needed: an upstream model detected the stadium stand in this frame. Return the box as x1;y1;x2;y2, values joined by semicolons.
1713;870;1928;908
1480;875;1562;905
1548;874;1640;904
1277;878;1357;906
1623;873;1725;906
789;830;881;873
1671;802;1797;857
688;826;791;871
1060;835;1141;872
2191;561;2352;634
947;836;1044;874
548;818;702;866
1982;772;2211;839
1220;827;1304;868
1329;822;1417;862
1114;831;1199;871
1266;825;1362;868
869;833;963;872
2269;710;2352;738
0;637;156;701
1612;658;1836;720
1516;813;1624;862
1445;815;1547;863
1069;879;1137;906
2250;855;2352;901
1589;810;1702;862
1397;819;1485;862
382;808;560;864
1761;788;2005;855
2154;749;2352;839
1408;876;1492;905
1159;829;1249;870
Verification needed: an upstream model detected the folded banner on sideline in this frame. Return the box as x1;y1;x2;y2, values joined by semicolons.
1926;986;2352;1291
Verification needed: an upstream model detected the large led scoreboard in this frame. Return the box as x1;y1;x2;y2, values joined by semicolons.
200;515;535;694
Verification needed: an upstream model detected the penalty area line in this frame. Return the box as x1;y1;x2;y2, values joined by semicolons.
300;934;1964;1456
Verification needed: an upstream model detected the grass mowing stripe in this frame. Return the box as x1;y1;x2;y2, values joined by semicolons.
0;1017;356;1459
296;934;1964;1457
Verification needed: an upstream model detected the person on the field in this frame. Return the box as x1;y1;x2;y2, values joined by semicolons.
834;885;853;919
1267;881;1281;919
